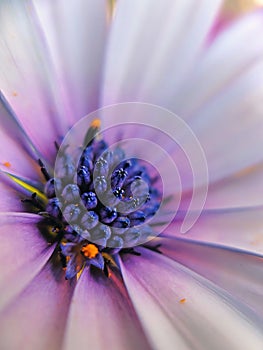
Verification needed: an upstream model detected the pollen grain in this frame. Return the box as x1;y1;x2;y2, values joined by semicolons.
3;161;11;168
81;244;99;259
91;118;101;128
179;298;187;304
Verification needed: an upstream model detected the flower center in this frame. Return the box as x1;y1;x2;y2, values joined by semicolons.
38;120;162;279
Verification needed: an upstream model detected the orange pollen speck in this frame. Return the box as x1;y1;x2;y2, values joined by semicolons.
91;119;101;128
3;162;11;168
81;244;99;259
12;91;18;96
179;298;187;304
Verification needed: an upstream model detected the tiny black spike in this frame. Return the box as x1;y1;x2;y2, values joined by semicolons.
38;159;50;181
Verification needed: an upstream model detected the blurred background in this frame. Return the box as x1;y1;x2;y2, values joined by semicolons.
222;0;263;19
108;0;263;22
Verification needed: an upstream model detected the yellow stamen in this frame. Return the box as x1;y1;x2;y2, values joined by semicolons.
76;266;85;280
5;172;47;203
91;118;101;129
81;244;99;259
102;252;118;268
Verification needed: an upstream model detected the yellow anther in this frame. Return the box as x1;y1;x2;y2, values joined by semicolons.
102;252;118;268
91;119;101;129
5;172;47;203
81;244;99;259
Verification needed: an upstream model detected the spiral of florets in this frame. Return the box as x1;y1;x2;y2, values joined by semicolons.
45;138;161;250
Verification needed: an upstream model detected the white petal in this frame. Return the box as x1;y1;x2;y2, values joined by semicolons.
0;212;54;311
0;0;107;161
62;269;150;350
121;250;263;350
0;0;63;161
205;163;263;208
33;0;108;123
0;93;42;179
166;206;263;254
178;161;263;214
175;10;263;117
0;260;73;350
168;11;263;183
102;7;263;187
189;60;263;182
102;0;223;105
160;235;263;320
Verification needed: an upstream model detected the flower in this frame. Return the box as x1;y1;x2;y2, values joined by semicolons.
0;1;263;350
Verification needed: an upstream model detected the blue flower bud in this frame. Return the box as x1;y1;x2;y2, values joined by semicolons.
46;197;62;218
44;178;62;198
112;216;130;229
128;211;146;226
81;191;98;210
107;235;124;248
77;165;91;188
93;176;107;194
63;204;81;223
94;157;109;177
56;155;75;179
111;168;128;189
99;206;117;224
81;211;99;230
62;184;80;203
123;227;141;246
90;224;111;247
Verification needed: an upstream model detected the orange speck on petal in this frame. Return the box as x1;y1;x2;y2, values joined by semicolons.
81;244;99;259
3;162;11;168
179;298;187;304
12;91;18;96
91;119;101;129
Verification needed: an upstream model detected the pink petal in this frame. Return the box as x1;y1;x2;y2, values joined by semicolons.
0;1;107;161
160;235;263;320
0;1;62;162
0;212;54;311
120;250;263;349
166;206;263;254
205;163;263;208
62;268;150;350
178;162;263;215
0;93;43;179
0;259;74;350
0;181;25;212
